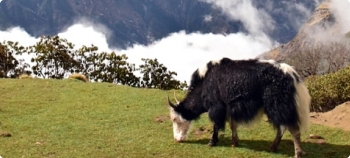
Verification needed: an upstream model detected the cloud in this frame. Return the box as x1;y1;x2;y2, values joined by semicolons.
0;27;37;46
203;14;213;22
301;0;350;44
118;31;274;83
58;24;110;52
330;0;350;34
201;0;275;36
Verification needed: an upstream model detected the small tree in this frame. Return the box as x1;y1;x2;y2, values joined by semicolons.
0;41;30;78
74;45;102;81
28;35;80;79
98;52;140;86
286;43;323;77
139;58;187;90
322;42;350;73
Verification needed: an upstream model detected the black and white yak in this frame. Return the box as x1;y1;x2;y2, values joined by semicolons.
168;58;310;158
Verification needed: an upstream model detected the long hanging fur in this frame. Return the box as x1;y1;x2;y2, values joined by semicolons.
278;63;311;133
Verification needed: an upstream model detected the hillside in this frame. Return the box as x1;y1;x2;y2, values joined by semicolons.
311;102;350;131
0;0;317;48
0;78;350;157
259;0;349;61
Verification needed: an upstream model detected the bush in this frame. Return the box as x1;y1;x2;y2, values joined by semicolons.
305;66;350;112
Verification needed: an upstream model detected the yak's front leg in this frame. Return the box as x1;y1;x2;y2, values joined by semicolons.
229;119;239;147
208;124;220;146
206;101;226;147
270;126;286;152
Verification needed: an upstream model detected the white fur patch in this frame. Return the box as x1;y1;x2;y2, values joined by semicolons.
258;59;277;65
198;59;221;78
198;66;208;78
259;59;300;81
211;59;221;65
170;108;192;141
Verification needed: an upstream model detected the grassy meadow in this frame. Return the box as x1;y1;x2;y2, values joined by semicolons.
0;79;349;158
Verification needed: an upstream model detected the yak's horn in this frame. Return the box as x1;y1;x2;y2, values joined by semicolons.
168;96;177;109
174;92;180;104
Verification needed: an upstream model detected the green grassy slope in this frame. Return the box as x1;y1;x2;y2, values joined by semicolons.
0;79;349;158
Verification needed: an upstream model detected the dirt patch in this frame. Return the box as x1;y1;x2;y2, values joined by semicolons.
0;132;11;137
305;134;327;144
310;101;350;131
154;115;169;123
192;126;212;136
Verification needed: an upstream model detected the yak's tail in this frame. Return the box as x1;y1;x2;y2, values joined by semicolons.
279;63;311;133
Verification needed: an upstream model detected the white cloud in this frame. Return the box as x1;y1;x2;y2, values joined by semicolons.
330;0;350;34
302;0;350;43
201;0;275;36
58;24;110;52
0;27;37;46
0;27;37;65
204;14;213;22
118;31;274;82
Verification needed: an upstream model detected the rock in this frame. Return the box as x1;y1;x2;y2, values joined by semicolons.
309;134;324;139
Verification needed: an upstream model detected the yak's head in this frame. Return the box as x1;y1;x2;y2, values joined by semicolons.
168;93;192;142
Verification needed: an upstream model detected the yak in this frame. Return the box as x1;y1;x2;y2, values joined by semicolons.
168;58;310;158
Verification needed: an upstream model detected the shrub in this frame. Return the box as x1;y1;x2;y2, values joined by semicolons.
305;66;350;112
68;74;88;82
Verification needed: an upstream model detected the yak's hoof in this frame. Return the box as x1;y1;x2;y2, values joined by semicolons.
208;140;217;147
231;142;239;148
269;146;278;152
294;151;307;158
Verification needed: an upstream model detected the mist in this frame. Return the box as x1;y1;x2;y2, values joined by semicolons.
330;0;350;35
301;0;350;44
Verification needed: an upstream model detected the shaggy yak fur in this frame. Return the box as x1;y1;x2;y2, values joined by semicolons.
168;58;310;158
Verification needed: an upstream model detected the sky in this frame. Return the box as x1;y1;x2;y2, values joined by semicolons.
1;0;348;83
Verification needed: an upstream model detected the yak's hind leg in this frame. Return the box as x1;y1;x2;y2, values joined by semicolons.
270;126;286;152
288;125;306;158
229;119;239;147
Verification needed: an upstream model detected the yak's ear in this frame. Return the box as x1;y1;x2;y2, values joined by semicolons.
168;95;177;109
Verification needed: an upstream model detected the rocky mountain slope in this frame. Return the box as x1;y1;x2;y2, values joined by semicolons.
259;0;349;61
0;0;317;48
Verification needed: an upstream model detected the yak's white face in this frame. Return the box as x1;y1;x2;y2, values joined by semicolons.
170;108;192;142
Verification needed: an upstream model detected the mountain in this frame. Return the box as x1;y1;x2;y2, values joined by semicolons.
259;0;349;61
0;0;318;48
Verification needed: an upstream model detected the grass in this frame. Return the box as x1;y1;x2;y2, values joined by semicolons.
0;79;349;158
